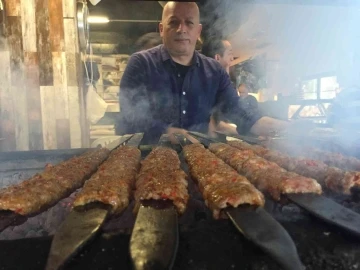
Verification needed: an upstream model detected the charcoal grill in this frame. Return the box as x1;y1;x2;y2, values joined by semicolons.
1;135;360;270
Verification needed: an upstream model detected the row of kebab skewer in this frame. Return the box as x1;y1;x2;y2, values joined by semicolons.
1;133;360;269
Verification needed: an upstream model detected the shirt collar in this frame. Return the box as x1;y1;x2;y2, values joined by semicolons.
160;44;200;67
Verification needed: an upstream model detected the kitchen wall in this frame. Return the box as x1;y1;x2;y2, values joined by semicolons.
0;0;88;151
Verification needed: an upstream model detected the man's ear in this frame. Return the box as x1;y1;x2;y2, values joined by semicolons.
215;54;220;61
197;24;203;37
159;22;164;37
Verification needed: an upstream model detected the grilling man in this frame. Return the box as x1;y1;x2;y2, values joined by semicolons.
119;1;290;143
201;38;238;136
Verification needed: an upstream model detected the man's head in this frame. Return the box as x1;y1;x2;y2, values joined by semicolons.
238;83;249;98
159;2;202;59
202;39;234;70
134;32;162;52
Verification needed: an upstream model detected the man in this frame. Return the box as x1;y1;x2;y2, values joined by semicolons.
238;83;258;111
202;38;294;137
201;38;238;136
328;80;360;129
201;39;234;74
119;2;290;143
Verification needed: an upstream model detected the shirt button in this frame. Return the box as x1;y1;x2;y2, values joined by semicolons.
182;110;186;114
178;73;180;77
182;92;186;95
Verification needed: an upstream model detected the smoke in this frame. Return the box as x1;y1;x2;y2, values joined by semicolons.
200;1;253;41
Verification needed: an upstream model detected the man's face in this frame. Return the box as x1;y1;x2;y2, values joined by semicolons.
159;2;202;58
238;84;248;98
216;40;234;69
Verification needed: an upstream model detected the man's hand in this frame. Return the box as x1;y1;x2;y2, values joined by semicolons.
167;127;199;144
208;116;218;138
208;116;238;138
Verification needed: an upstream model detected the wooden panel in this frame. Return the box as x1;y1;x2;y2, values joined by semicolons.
65;52;78;86
6;16;23;86
0;50;16;151
13;85;29;150
52;52;63;86
35;0;53;86
48;0;64;52
5;0;21;16
55;84;69;120
40;86;57;150
6;14;28;150
63;18;77;53
62;0;75;18
56;119;71;149
68;86;82;148
24;52;43;150
20;0;37;52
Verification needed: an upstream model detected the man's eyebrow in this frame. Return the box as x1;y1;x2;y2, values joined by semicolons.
168;16;195;20
168;16;179;20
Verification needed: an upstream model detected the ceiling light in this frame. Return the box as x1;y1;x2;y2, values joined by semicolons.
88;16;109;24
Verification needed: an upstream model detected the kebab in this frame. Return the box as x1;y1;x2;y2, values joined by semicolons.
0;148;109;219
268;141;360;172
73;145;141;214
134;146;189;214
228;140;360;195
130;146;189;270
208;143;322;201
183;143;264;219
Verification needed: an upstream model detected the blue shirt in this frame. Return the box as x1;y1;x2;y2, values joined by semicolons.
118;45;262;142
328;86;360;128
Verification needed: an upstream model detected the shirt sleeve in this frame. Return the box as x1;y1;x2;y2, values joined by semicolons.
215;68;262;134
118;54;168;137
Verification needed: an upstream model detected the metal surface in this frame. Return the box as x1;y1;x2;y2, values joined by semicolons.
130;202;178;270
45;204;110;270
126;133;145;147
188;131;264;146
215;132;264;144
288;193;360;238
227;206;304;270
77;1;90;51
103;134;133;150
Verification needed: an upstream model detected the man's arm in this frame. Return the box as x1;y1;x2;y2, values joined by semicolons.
119;54;168;137
249;95;258;109
216;68;290;136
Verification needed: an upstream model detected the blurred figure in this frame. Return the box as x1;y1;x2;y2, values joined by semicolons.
114;32;162;54
327;84;360;129
133;32;163;52
201;39;234;73
238;83;258;111
202;38;239;136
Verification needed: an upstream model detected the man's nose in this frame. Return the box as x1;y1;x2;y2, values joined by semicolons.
176;22;187;33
